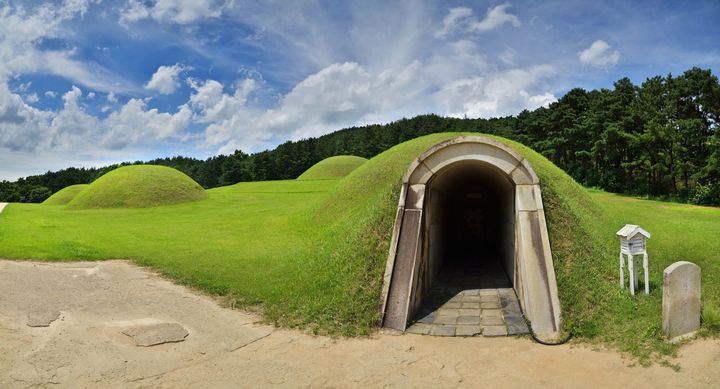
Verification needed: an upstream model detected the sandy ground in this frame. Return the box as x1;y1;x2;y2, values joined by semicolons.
1;260;718;388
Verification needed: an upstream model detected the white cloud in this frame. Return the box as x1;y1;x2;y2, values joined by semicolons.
434;65;557;118
0;2;137;93
145;64;186;94
25;93;39;104
435;3;521;38
103;98;191;149
121;0;227;25
579;40;620;69
48;86;100;150
107;92;118;103
188;78;254;123
44;91;57;99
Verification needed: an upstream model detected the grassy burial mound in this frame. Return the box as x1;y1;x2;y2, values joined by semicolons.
0;133;718;361
67;165;207;209
297;155;367;180
42;184;89;205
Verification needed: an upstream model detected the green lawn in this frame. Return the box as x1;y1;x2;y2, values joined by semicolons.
0;133;718;362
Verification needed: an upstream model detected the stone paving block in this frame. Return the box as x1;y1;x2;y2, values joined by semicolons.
481;302;499;309
455;325;482;337
407;323;432;335
479;289;498;297
482;325;508;337
430;325;456;336
460;295;481;303
461;302;480;309
480;316;504;326
457;316;481;325
437;308;460;316
462;289;480;296
507;322;530;335
502;305;522;316
444;302;462;309
434;315;457;325
458;308;478;316
481;295;500;303
481;309;502;318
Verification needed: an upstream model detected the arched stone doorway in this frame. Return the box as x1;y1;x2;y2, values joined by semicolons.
379;136;561;341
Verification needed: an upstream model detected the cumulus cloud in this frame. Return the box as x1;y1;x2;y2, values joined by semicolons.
579;40;620;69
145;64;187;94
103;99;191;149
121;0;227;25
48;86;100;150
434;65;557;118
435;3;521;38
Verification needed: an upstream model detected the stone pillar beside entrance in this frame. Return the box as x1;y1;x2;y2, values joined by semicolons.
662;261;701;342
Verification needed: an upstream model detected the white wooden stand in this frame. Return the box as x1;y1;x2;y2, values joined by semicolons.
620;251;649;295
617;224;651;295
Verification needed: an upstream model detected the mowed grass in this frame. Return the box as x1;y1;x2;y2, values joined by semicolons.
0;133;718;362
42;184;89;205
588;190;720;340
68;165;207;209
297;155;367;180
0;179;337;315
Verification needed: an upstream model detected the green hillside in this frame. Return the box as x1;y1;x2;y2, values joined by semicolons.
0;133;718;362
68;165;207;209
297;155;367;180
42;184;89;205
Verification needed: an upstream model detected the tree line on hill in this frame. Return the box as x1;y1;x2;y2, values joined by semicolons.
1;67;718;205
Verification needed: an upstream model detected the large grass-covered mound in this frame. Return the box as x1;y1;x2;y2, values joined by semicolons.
297;155;367;180
67;165;207;209
42;184;89;205
296;133;611;337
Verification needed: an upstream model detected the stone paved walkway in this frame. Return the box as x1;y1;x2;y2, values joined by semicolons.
406;260;529;337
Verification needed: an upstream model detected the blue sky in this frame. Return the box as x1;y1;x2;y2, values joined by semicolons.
1;0;719;180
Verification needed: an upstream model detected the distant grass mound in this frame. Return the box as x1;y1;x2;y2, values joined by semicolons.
42;184;89;205
297;155;367;180
67;165;207;209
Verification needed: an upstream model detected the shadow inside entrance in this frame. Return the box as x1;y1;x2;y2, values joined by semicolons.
406;258;530;337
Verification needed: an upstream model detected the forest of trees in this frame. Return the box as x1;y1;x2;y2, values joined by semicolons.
2;67;719;205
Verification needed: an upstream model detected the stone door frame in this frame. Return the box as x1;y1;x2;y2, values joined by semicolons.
379;136;561;341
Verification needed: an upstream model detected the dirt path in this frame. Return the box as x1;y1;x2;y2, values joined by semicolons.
1;260;718;388
0;202;8;213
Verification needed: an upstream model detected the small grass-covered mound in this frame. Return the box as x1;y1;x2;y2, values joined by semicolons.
297;155;367;180
68;165;207;209
42;184;89;205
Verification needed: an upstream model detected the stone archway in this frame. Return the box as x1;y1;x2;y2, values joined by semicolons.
379;136;561;341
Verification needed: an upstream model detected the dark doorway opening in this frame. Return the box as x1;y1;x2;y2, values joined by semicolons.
407;162;527;336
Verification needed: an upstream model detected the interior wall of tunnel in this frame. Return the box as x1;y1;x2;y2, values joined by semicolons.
421;161;516;296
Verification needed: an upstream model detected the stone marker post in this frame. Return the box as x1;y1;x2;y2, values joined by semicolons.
662;261;701;342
